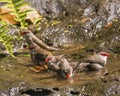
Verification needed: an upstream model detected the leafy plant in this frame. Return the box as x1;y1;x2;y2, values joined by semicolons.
0;21;15;57
0;0;32;56
0;0;32;29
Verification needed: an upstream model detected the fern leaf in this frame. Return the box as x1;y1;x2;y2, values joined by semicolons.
13;0;23;4
18;10;32;14
0;0;11;3
5;3;14;8
1;0;31;28
15;2;29;9
0;21;14;57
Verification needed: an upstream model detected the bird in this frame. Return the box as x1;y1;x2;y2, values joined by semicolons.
20;29;54;66
29;44;52;66
86;52;110;71
20;29;59;51
45;55;73;79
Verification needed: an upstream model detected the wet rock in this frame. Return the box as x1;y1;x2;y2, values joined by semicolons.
1;0;120;52
83;3;99;16
1;84;26;96
27;0;120;50
26;0;89;19
105;84;120;96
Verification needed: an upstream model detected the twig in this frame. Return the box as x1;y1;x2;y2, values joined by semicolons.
73;61;81;73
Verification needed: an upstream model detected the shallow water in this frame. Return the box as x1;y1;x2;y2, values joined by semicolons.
0;44;120;96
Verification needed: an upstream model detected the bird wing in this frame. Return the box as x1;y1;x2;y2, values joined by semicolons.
86;54;105;65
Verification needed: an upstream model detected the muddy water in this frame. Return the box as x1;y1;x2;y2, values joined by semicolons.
0;44;120;96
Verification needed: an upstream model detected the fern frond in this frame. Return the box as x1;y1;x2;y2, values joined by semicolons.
1;0;32;29
0;21;15;57
15;2;29;9
0;0;11;3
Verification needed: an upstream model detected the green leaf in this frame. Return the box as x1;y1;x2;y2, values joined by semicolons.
15;2;29;9
6;3;14;8
0;0;11;3
19;10;32;14
0;21;14;57
0;0;38;57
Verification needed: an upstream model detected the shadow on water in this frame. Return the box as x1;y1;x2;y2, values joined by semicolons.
0;53;8;58
21;88;53;96
21;87;80;96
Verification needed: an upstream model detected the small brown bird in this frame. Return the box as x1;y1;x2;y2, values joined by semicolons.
45;55;73;79
21;29;59;51
20;29;53;66
86;52;110;71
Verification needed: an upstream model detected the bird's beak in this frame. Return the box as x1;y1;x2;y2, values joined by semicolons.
45;58;48;63
104;53;110;56
45;58;51;63
106;53;110;56
20;31;29;35
29;45;36;50
66;74;70;78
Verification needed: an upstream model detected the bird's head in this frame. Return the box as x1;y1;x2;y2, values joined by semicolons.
20;30;30;35
99;52;110;64
100;52;110;57
29;45;36;50
62;67;73;79
45;55;54;63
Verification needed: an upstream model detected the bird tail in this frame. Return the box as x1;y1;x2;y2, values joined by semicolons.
73;62;90;73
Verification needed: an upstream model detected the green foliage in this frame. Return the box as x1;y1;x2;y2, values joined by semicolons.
0;0;32;57
0;21;15;57
0;0;32;29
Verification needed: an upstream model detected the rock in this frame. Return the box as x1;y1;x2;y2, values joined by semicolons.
26;0;89;19
24;0;119;49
